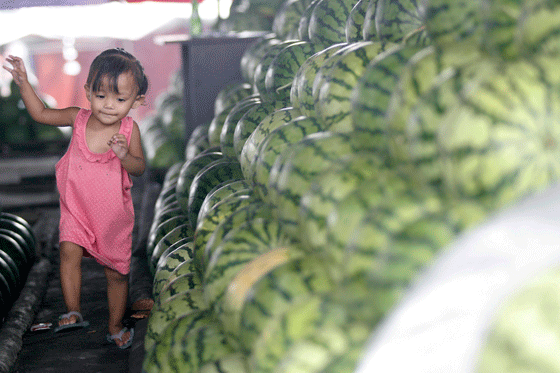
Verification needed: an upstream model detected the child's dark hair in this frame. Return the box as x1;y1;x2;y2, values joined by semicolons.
86;48;148;96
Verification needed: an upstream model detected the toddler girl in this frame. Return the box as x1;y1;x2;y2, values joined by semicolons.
4;48;149;349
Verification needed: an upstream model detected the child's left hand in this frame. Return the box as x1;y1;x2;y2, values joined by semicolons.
108;134;129;160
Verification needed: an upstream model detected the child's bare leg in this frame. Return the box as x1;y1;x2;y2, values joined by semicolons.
59;241;83;326
104;266;130;347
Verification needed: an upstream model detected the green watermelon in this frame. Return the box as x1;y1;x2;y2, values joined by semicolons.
155;237;194;273
194;191;256;274
187;158;244;229
298;0;320;41
247;295;353;373
316;40;390;132
363;0;426;43
233;100;289;162
175;149;223;215
219;246;307;343
345;0;368;42
145;288;207;353
220;97;262;158
240;33;281;83
146;215;189;264
203;201;272;272
150;223;193;275
166;322;234;373
143;309;213;371
272;0;313;40
268;132;365;238
196;179;252;224
152;245;196;299
478;266;560;373
264;41;325;103
298;151;386;253
185;122;211;162
240;107;303;184
253;116;324;201
236;255;334;353
406;55;560;215
308;0;358;47
214;82;253;116
350;42;425;144
253;40;302;101
203;217;293;311
156;272;202;305
198;352;249;373
290;42;349;116
154;256;199;301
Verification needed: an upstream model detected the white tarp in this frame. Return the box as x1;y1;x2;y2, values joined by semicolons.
356;183;560;373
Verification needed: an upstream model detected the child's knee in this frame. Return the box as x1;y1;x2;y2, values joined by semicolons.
59;241;83;263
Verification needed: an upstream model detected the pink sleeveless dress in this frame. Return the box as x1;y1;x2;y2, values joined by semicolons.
56;108;134;275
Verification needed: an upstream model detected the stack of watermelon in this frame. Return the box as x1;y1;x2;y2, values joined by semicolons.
142;0;560;372
0;210;37;323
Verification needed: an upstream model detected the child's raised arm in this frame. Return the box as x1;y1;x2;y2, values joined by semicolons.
3;55;78;127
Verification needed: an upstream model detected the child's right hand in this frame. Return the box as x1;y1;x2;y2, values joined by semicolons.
3;55;28;87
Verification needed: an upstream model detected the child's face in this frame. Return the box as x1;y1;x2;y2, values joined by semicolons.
85;72;144;126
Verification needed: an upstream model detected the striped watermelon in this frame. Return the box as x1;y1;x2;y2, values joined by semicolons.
233;101;288;162
345;0;369;42
240;107;303;184
187;158;244;229
185;121;211;162
478;266;560;373
166;322;234;373
196;179;252;224
268;132;366;237
150;222;193;274
316;40;390;132
362;0;426;43
235;255;334;353
263;41;325;103
219;246;306;342
322;169;449;277
350;42;425;144
155;237;194;273
406;56;560;215
214;82;253;116
424;0;484;47
298;151;386;253
203;217;293;311
157;272;202;305
298;0;320;41
272;0;313;40
308;0;358;47
203;201;272;272
248;295;355;373
220;96;262;158
253;40;302;100
198;352;249;373
176;148;223;215
290;42;349;116
253;116;324;201
153;251;197;299
210;95;260;148
240;33;280;83
143;309;213;370
145;288;206;352
146;215;189;265
194;191;256;274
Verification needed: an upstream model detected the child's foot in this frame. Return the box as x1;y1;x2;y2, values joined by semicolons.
107;326;134;349
54;311;90;333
